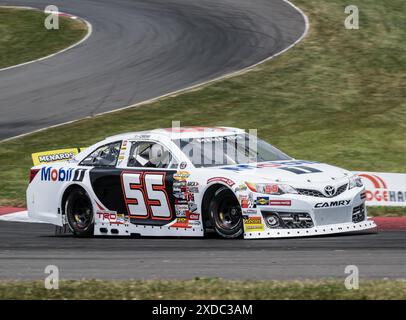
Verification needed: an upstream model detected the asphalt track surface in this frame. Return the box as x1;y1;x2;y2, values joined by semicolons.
0;221;405;280
0;0;306;139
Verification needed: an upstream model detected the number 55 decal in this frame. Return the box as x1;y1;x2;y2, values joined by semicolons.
121;171;173;220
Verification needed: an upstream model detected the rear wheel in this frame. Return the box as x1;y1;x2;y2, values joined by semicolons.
65;188;94;237
209;186;243;239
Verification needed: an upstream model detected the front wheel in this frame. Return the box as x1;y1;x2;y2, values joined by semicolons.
65;188;94;237
209;187;243;239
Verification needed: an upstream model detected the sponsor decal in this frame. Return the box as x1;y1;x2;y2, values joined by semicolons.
256;196;269;206
187;181;199;187
173;185;188;193
315;200;351;208
40;167;86;182
269;200;292;206
243;216;264;232
174;181;187;188
187;193;195;202
133;134;151;139
242;208;258;214
234;184;248;193
241;198;249;209
239;195;249;208
188;186;199;193
241;194;254;208
188;202;197;212
97;212;126;225
174;171;190;181
195;134;240;143
170;217;191;228
32;148;86;166
174;192;188;200
175;204;189;217
188;213;200;220
207;177;235;187
179;162;187;169
175;198;188;204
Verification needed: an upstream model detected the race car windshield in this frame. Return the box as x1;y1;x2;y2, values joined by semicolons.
174;134;292;168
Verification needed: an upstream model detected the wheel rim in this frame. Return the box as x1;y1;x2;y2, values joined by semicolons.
70;196;92;230
215;195;242;231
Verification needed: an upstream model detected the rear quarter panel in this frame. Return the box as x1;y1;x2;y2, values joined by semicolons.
27;163;88;226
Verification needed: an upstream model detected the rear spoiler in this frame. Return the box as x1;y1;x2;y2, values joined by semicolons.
31;147;86;166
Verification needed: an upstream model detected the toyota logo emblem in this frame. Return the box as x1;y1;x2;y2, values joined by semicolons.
324;185;336;197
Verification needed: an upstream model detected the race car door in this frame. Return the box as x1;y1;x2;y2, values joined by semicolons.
121;140;180;226
89;140;179;226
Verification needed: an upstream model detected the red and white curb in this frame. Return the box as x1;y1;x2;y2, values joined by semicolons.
1;207;405;230
370;217;406;231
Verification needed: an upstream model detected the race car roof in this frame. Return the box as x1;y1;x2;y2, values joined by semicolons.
106;127;246;141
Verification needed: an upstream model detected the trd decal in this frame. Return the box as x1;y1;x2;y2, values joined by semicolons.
278;166;322;175
121;171;173;220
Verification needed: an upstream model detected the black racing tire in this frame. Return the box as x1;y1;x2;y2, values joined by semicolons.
209;186;243;239
65;188;94;237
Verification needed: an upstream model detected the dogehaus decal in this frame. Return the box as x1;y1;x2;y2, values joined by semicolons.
359;173;406;204
315;200;351;208
41;167;86;182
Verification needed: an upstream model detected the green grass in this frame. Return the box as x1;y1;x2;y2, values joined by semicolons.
0;278;405;300
0;0;405;215
0;7;87;68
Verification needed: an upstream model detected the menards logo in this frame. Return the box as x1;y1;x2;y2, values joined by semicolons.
39;152;75;163
359;173;406;203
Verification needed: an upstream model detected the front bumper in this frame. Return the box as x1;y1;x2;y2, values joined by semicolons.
241;187;377;239
244;220;376;239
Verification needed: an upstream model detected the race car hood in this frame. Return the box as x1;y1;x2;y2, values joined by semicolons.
216;160;352;186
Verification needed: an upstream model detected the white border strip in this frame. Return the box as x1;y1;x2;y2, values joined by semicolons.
0;6;93;73
0;0;309;143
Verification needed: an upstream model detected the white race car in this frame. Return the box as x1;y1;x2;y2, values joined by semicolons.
27;127;376;239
